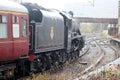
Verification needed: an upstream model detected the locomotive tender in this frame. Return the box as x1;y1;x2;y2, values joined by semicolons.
0;1;84;78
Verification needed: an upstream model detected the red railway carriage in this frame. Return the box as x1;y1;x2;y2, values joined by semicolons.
0;1;29;61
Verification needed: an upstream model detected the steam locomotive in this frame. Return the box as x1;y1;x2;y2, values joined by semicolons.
0;1;84;79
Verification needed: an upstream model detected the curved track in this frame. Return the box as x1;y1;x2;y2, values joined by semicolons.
74;37;118;80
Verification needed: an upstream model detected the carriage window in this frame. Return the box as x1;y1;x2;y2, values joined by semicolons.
0;15;7;23
12;16;19;38
13;24;19;38
12;16;19;23
0;24;7;38
0;15;8;38
2;15;7;23
22;20;27;37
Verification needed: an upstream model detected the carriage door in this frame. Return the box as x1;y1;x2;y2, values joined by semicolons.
20;16;29;56
12;15;21;57
12;15;28;58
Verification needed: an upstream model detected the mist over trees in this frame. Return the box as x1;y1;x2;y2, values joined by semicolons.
80;23;108;33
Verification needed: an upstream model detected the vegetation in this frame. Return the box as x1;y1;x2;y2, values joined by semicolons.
81;64;120;80
80;23;108;33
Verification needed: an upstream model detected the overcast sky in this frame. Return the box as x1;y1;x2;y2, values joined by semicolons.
64;0;119;18
23;0;119;18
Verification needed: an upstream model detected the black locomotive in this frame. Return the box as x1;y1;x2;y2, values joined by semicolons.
22;3;84;73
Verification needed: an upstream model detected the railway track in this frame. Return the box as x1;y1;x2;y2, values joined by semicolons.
74;37;118;80
69;38;105;79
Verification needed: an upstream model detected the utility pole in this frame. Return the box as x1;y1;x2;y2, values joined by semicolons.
118;0;120;37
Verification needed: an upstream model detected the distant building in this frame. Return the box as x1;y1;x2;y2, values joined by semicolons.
9;0;23;3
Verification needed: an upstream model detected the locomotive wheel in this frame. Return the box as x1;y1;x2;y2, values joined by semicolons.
70;53;73;61
75;50;79;58
79;40;84;50
72;52;76;60
76;50;80;58
62;51;67;63
36;55;50;72
72;39;80;51
68;53;72;62
50;52;59;67
70;52;75;61
58;51;64;64
58;51;69;64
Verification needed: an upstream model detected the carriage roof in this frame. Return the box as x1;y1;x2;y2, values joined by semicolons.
0;0;28;13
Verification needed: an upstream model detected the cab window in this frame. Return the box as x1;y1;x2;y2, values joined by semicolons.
0;15;8;38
